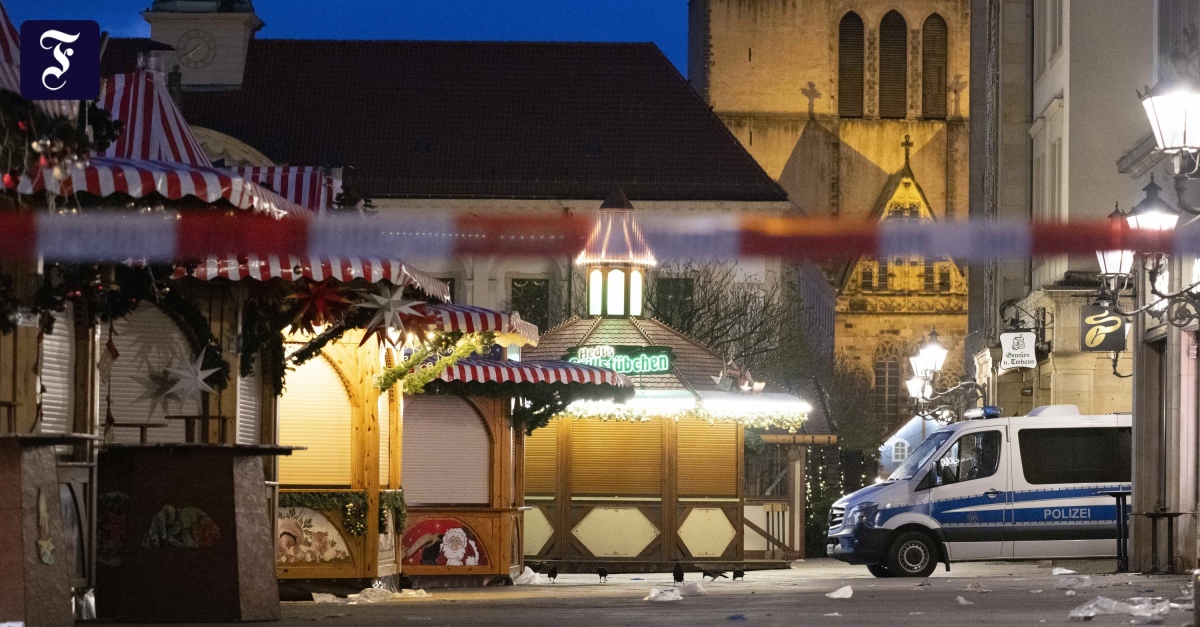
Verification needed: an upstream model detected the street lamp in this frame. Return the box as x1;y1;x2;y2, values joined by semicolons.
906;329;988;421
1124;175;1180;232
1141;73;1200;175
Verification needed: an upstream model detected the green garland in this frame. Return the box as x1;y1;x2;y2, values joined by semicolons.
557;403;809;434
375;331;493;395
379;489;406;534
31;263;229;390
423;378;634;435
278;491;369;537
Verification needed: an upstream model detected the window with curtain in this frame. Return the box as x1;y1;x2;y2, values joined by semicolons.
922;14;947;119
838;12;865;118
879;10;908;119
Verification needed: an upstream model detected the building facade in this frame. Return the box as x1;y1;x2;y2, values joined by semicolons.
690;0;971;441
969;0;1185;570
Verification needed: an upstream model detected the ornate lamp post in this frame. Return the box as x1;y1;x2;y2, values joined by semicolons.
906;329;990;421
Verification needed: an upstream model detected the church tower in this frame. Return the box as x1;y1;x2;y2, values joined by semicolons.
143;0;263;90
689;1;971;445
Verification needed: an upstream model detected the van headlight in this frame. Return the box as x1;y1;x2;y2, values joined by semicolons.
845;502;879;528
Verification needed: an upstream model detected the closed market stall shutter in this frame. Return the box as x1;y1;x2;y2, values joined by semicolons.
98;305;196;444
571;418;662;496
402;395;490;506
39;305;74;435
523;419;557;495
677;420;738;497
236;354;262;445
277;355;353;486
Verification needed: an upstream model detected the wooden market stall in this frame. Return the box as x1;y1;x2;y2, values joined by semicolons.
521;190;813;571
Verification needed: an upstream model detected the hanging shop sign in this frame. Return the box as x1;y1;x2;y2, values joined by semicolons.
1080;305;1127;352
999;331;1037;370
565;345;673;375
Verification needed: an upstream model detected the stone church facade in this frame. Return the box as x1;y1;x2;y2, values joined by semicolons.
690;0;972;432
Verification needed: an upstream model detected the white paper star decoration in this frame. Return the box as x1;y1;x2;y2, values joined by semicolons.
132;364;182;418
356;285;428;346
165;348;220;403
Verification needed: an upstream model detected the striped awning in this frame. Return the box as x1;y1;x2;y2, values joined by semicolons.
166;254;451;302
231;166;340;214
97;71;212;167
0;3;77;118
9;155;308;218
439;357;633;387
428;304;539;346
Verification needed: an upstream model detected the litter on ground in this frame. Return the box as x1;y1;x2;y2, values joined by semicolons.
1067;596;1171;623
825;585;853;599
644;588;683;602
964;582;991;593
956;596;974;606
678;582;708;596
1057;576;1094;590
823;612;841;617
1052;567;1078;576
513;567;542;585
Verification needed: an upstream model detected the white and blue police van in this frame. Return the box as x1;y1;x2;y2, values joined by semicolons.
827;405;1131;577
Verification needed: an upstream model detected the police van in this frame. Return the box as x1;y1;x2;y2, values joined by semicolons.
826;405;1131;577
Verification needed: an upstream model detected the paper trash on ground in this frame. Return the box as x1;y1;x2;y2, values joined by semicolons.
1067;596;1170;623
513;567;542;585
956;596;974;606
825;585;853;599
644;588;683;602
1052;568;1077;576
678;582;708;596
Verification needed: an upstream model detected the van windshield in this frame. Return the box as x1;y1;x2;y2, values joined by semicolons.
888;431;952;481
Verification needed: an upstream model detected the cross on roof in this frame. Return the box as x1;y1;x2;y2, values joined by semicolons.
901;134;914;167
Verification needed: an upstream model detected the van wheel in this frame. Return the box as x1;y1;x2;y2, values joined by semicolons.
866;564;894;578
885;532;938;578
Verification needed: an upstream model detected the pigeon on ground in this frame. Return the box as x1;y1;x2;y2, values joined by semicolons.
733;568;745;581
703;569;729;581
597;567;608;583
547;565;558;583
673;562;685;586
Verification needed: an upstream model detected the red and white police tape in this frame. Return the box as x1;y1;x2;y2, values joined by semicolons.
0;212;1188;262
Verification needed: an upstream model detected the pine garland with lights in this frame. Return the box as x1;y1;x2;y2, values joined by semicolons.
278;491;369;537
375;331;494;395
556;403;809;433
379;489;406;534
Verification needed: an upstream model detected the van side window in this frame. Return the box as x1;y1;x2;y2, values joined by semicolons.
935;431;1001;486
1018;427;1132;484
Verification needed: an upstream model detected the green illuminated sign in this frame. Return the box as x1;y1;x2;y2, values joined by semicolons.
565;344;673;375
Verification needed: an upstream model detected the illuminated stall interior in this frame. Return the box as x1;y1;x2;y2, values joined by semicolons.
522;190;812;570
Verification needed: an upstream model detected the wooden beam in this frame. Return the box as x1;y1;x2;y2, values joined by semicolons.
761;434;837;445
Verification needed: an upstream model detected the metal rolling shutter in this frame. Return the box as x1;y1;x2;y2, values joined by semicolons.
277;355;353;486
838;12;865;118
571;418;662;496
98;305;196;444
523;419;557;495
677;420;739;497
922;14;948;119
879;10;908;119
402;395;490;506
39;305;73;435
378;389;391;488
236;354;262;445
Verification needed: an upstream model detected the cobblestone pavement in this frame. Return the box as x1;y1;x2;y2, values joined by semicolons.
144;560;1200;626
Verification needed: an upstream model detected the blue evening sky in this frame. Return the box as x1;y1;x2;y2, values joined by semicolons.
6;1;690;74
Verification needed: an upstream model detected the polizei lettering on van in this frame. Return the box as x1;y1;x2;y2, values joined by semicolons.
1043;507;1091;520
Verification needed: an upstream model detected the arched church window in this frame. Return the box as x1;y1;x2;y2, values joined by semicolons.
922;14;948;119
892;440;909;462
838;12;865;118
873;342;905;425
879;10;908;119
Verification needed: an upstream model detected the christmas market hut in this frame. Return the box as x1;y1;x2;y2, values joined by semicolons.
521;190;813;570
0;28;333;622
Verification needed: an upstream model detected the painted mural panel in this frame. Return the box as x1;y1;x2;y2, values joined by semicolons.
401;518;490;567
276;507;352;564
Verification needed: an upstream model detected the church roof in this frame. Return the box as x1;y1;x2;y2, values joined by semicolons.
105;39;787;202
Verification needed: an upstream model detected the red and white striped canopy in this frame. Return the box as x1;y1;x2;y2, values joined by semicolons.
232;166;339;214
439;357;633;387
428;304;539;346
97;71;212;167
167;253;451;301
9;155;308;218
0;2;77;118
